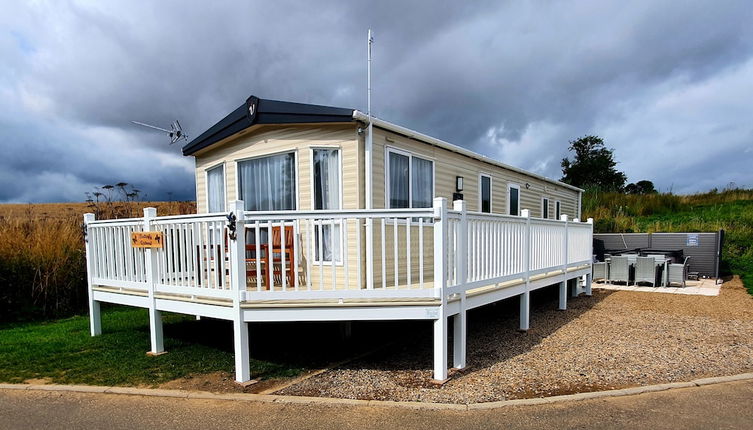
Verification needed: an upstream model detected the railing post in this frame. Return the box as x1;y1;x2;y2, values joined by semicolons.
571;218;581;298
432;197;448;382
83;213;101;336
452;200;467;370
366;218;374;289
229;200;251;383
519;209;531;331
586;218;594;296
143;207;164;355
559;214;569;311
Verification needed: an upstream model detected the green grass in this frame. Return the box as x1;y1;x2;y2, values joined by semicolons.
0;306;301;386
583;189;753;295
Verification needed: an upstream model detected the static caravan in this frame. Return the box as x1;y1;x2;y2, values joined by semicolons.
83;95;593;384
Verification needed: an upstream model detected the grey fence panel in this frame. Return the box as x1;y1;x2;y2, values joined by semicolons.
651;233;721;278
593;231;723;278
595;233;650;250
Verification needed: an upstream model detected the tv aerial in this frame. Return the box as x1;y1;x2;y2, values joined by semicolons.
131;120;188;144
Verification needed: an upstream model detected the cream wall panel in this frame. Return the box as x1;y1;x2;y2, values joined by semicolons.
370;128;581;218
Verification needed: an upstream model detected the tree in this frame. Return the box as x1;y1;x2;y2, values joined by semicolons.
560;135;627;191
625;180;657;194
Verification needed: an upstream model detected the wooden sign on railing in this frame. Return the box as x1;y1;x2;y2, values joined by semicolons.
131;232;163;248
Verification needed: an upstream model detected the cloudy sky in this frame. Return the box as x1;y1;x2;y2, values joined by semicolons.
1;1;752;202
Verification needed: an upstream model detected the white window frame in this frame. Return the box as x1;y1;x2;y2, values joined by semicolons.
507;183;521;216
555;200;561;220
310;146;344;265
234;149;299;211
541;197;550;219
384;146;435;210
205;162;227;213
479;173;492;213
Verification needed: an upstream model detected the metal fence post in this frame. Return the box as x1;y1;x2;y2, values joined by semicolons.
143;207;164;355
229;200;250;383
432;197;448;381
83;213;101;336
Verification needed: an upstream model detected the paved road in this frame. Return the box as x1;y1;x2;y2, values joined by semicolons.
1;380;752;430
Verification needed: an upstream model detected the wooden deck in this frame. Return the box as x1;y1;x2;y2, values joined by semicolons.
85;198;593;383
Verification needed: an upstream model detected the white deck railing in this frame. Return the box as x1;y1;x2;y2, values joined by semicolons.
84;198;593;303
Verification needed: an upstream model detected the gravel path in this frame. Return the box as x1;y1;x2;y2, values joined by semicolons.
276;277;753;403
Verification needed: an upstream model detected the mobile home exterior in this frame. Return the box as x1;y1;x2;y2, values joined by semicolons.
83;95;593;384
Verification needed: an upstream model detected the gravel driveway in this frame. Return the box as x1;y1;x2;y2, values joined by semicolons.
276;277;753;403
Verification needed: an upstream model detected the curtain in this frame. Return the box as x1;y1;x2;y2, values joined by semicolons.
238;152;296;211
313;149;341;261
411;156;432;208
207;165;225;213
389;152;409;208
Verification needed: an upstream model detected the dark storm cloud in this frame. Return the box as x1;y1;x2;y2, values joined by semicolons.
1;0;752;202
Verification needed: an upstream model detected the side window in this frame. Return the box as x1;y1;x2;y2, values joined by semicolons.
508;184;520;216
555;200;561;219
206;164;225;213
387;149;434;209
480;174;491;213
542;197;549;219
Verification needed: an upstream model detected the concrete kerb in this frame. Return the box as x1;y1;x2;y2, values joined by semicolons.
2;372;752;411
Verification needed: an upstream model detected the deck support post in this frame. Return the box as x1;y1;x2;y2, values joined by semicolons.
434;316;448;381
519;292;530;331
229;200;251;383
83;213;102;336
558;280;567;311
432;198;449;382
144;207;164;355
520;209;531;332
452;306;467;370
585;273;593;296
233;318;250;383
571;277;579;298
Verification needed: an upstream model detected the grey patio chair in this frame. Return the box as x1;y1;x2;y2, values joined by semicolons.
667;256;691;287
634;256;657;286
592;262;608;282
608;255;631;285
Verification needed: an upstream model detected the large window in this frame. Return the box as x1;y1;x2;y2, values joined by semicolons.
387;149;433;209
542;197;550;219
480;174;492;213
237;152;296;211
508;184;520;216
312;148;341;262
206;164;225;213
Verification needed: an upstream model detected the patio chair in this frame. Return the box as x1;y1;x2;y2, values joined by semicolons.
634;256;657;286
608;255;631;285
667;256;691;287
592;262;608;282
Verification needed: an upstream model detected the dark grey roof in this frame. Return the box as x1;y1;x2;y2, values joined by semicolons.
182;95;355;155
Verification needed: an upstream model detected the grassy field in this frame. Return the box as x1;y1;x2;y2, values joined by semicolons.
0;201;195;322
582;188;753;294
0;305;300;386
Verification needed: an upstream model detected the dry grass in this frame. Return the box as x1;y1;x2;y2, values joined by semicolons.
0;201;195;322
